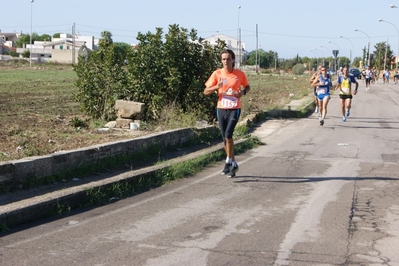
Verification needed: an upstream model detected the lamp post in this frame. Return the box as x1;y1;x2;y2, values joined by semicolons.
30;0;34;67
340;35;353;65
237;5;241;69
315;48;325;66
390;5;398;9
354;28;371;67
379;19;399;69
310;50;319;67
320;45;331;68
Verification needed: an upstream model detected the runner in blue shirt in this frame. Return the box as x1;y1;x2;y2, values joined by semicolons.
311;66;332;126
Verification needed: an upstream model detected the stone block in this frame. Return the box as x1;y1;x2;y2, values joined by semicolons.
115;118;133;129
115;100;144;118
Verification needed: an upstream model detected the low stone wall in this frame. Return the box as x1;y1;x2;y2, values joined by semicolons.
0;126;219;186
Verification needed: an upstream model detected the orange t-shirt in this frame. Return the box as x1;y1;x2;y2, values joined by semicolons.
205;68;249;109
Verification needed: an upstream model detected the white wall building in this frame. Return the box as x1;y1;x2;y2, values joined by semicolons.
0;31;20;55
204;33;246;68
16;33;97;64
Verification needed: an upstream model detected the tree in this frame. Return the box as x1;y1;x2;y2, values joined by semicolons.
73;26;224;121
372;41;393;70
15;33;39;48
352;57;362;68
337;56;350;68
37;34;51;41
281;55;302;70
73;31;130;120
125;25;222;120
242;49;279;70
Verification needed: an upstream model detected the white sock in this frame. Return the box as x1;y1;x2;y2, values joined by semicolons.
226;158;232;164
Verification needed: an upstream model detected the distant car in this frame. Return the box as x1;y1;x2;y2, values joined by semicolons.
349;68;362;79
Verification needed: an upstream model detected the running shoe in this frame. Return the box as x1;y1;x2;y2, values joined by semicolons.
319;119;324;126
221;163;232;175
315;106;319;113
342;116;346;122
228;163;239;178
346;110;350;117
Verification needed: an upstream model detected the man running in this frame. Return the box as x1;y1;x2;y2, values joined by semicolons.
204;49;250;178
309;65;322;114
336;66;359;122
311;66;332;126
365;66;372;91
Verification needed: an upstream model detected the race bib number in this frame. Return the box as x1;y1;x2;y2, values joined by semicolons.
221;95;238;108
341;88;350;94
317;88;326;95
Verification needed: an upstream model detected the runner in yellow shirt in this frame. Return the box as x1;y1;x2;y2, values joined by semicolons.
336;66;359;122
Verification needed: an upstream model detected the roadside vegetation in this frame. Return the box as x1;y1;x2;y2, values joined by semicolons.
0;29;314;229
0;61;311;162
0;25;315;163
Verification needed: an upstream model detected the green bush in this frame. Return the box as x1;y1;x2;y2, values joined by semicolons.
292;64;305;75
21;50;30;58
73;26;225;122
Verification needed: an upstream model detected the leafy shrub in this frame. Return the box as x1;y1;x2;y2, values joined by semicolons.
69;117;88;128
292;64;305;75
73;26;225;122
21;50;30;58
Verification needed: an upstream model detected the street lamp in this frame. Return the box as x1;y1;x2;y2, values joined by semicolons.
315;48;325;66
320;45;331;68
354;28;371;67
237;5;241;69
328;41;340;51
390;5;397;9
340;35;353;65
30;0;34;67
379;19;399;69
310;50;319;67
320;45;330;53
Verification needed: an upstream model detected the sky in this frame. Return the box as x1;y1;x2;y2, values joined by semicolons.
1;0;399;60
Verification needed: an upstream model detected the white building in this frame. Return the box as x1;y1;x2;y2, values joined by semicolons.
16;33;97;64
203;33;246;68
0;31;20;55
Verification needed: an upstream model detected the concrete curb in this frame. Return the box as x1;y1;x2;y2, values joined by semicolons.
0;141;231;228
0;95;315;230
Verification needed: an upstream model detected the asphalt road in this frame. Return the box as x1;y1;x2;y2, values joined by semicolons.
1;79;399;266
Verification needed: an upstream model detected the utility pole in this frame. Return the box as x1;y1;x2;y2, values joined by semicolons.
72;23;75;64
30;0;34;67
255;24;258;73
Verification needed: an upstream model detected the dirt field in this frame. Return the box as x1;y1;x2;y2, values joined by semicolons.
0;61;311;162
